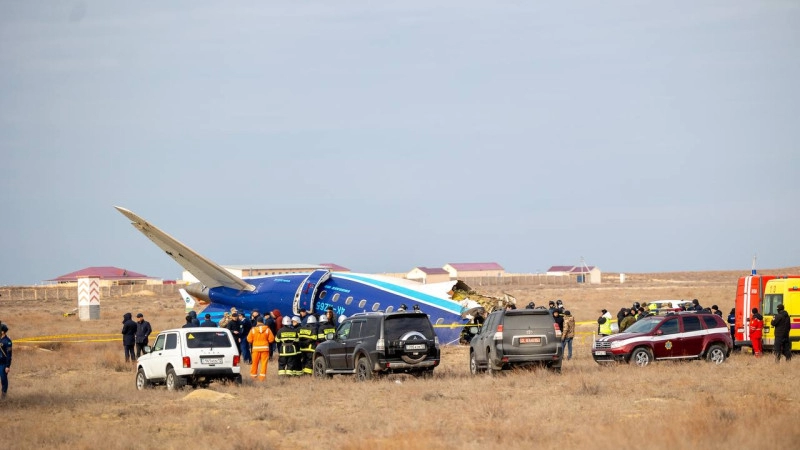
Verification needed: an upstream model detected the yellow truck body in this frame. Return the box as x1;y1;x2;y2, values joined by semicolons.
762;278;800;351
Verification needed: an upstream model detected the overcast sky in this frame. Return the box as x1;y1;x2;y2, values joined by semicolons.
1;1;798;285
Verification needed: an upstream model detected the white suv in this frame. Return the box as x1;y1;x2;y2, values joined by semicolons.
136;327;242;390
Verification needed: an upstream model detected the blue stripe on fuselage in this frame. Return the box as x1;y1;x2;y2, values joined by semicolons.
333;273;462;315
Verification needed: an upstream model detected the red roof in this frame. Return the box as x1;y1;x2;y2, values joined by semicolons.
319;263;350;272
547;266;575;272
415;267;449;275
48;266;154;282
547;265;597;273
446;262;504;271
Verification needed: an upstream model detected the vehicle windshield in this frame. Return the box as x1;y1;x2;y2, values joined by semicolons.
384;315;435;340
624;316;662;334
185;331;233;348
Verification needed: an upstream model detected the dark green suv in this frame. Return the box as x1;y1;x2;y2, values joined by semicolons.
313;311;441;381
469;309;563;374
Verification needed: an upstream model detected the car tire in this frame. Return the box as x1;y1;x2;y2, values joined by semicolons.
165;368;186;391
313;355;332;379
629;348;653;367
136;368;152;390
399;331;428;364
356;357;373;381
469;352;483;375
706;345;726;365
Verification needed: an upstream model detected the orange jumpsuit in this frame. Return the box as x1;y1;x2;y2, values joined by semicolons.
247;324;275;381
749;316;763;357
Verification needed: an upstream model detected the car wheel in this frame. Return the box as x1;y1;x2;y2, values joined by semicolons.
356;357;373;381
399;331;428;364
313;355;332;379
165;368;186;391
706;345;726;365
135;368;152;390
469;352;481;375
630;348;653;367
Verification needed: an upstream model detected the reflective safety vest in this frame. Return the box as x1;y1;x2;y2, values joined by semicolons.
599;317;612;335
247;325;275;352
276;327;299;356
298;325;316;353
317;324;336;342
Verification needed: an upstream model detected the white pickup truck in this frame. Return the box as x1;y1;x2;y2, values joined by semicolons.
136;327;242;390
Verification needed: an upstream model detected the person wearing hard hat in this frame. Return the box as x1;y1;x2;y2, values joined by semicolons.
275;316;299;376
298;315;318;375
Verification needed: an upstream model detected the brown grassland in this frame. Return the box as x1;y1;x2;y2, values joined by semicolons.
3;269;800;450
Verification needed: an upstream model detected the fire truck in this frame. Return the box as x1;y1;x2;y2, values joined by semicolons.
762;278;800;351
734;274;800;349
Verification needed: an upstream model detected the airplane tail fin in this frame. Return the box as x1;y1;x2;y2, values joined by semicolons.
115;206;254;292
179;288;196;312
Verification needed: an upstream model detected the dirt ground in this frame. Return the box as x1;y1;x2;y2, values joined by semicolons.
2;268;799;449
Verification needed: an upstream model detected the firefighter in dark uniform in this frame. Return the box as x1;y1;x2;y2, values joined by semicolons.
317;315;337;344
298;315;318;375
288;316;303;375
275;316;299;376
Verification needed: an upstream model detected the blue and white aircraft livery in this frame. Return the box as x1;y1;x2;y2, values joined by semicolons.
115;206;482;345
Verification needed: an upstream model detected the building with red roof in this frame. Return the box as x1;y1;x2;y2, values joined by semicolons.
442;262;505;278
48;266;159;286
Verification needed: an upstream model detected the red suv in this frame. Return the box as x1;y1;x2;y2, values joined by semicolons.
592;312;732;366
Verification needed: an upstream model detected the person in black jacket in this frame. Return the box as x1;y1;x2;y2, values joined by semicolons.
199;314;217;328
121;313;137;362
772;304;792;362
239;313;252;364
0;323;12;398
134;313;152;358
188;310;200;326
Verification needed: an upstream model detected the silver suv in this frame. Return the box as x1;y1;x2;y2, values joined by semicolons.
470;309;563;374
136;327;242;390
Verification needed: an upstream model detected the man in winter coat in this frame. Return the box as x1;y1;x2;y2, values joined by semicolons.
121;313;137;362
561;310;575;360
598;309;612;336
619;309;636;332
134;313;152;358
772;304;792;362
247;317;275;382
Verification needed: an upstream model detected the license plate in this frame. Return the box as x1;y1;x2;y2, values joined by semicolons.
405;344;426;351
202;357;223;365
520;337;541;344
594;351;607;356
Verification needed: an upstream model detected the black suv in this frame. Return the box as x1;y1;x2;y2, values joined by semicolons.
313;311;440;381
469;309;563;374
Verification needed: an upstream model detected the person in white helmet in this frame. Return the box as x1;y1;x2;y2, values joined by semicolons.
298;315;318;375
317;314;336;345
275;316;299;376
289;316;303;375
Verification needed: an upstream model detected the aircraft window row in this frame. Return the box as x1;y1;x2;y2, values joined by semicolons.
358;299;367;309
345;296;353;305
385;306;393;313
319;290;327;300
372;302;380;312
435;318;444;325
332;293;340;302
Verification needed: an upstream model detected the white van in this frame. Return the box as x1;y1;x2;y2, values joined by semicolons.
136;327;242;390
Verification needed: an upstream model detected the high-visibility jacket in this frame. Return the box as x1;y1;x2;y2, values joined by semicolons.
247;325;275;352
599;314;613;335
298;324;317;353
317;324;336;342
276;326;299;356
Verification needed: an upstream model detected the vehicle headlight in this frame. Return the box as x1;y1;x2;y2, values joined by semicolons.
610;341;624;349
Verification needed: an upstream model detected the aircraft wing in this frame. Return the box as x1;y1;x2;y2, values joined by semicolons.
115;206;254;292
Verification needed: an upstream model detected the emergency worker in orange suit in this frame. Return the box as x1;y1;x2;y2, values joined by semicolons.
749;307;764;358
247;317;275;381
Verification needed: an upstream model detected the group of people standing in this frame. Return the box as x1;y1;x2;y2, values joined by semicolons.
274;308;337;376
121;312;152;362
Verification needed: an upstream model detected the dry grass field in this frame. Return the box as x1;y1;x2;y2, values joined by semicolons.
3;268;800;450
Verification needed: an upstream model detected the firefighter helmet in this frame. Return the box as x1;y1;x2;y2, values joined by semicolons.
307;316;317;324
291;316;300;323
319;315;328;323
282;316;290;326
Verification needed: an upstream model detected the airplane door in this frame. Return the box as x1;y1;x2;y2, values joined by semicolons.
293;269;331;315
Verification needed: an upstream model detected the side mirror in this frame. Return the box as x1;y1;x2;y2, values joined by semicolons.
326;332;335;341
655;330;663;336
142;345;152;354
